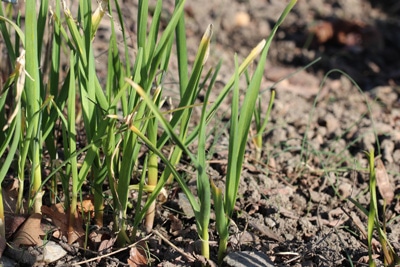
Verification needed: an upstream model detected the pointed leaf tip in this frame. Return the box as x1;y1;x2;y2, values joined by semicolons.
204;24;213;40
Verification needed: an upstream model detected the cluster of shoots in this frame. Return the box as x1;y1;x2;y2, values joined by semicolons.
0;0;297;264
2;1;398;266
349;150;400;267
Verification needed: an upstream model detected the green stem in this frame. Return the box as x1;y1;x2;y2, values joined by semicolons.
25;0;42;214
254;88;275;161
68;194;78;244
218;237;228;264
0;188;5;238
93;168;105;227
145;90;160;233
201;230;210;260
145;150;158;233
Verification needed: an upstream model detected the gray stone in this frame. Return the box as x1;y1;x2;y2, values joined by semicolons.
223;251;275;267
0;255;17;267
43;241;67;264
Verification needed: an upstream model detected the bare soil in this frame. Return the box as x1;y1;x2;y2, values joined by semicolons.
2;0;400;266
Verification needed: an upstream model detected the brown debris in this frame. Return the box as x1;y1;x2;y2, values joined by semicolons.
375;159;394;205
77;195;96;219
5;213;26;239
41;203;85;245
127;242;148;267
309;19;383;52
168;214;183;236
12;213;44;247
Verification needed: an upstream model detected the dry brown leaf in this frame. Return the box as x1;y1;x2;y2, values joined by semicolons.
127;245;148;267
2;179;22;214
157;187;168;204
5;213;26;239
89;230;116;254
66;207;85;245
350;211;367;239
42;204;85;245
376;159;394;204
12;213;44;247
77;196;96;219
89;231;102;244
358;254;380;264
168;214;183;236
98;236;116;254
350;212;381;250
5;178;19;191
42;204;68;240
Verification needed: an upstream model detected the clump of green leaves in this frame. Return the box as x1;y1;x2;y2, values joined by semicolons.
0;0;297;263
349;150;400;267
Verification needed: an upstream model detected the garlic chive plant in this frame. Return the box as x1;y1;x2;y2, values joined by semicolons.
0;0;297;262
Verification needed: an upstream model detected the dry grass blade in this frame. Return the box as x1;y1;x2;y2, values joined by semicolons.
3;50;26;131
375;158;394;205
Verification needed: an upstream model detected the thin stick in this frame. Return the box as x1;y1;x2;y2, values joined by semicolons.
71;234;152;266
152;229;196;262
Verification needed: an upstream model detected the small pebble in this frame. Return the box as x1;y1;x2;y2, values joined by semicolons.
234;11;250;28
264;217;276;228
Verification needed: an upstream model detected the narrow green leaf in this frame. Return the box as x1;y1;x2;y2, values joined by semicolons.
130;124;200;220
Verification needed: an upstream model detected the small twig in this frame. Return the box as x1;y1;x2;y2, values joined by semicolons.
275;251;301;264
71;234;152;266
152;229;196;262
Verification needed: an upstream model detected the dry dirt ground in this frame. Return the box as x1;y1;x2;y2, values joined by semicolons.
3;0;400;266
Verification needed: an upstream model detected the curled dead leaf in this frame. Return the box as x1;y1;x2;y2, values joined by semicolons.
127;245;148;267
358;254;380;264
5;213;26;239
42;204;85;245
98;236;116;254
12;213;44;247
2;178;25;214
157;187;168;204
376;159;394;205
168;214;183;236
77;196;96;219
